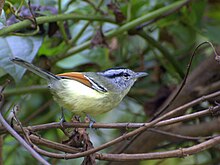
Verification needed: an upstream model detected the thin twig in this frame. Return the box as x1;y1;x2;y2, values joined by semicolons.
57;0;69;44
108;90;220;154
0;98;218;160
138;31;184;78
22;92;220;159
196;80;220;96
27;0;37;28
0;102;219;136
96;135;220;161
12;105;217;132
11;106;33;145
70;0;104;45
29;134;81;153
150;41;220;121
24;135;220;161
83;0;105;15
116;41;220;155
23;100;53;124
136;0;192;30
0;112;50;165
3;85;48;97
148;128;214;141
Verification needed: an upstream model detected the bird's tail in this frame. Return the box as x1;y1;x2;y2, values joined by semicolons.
11;57;60;81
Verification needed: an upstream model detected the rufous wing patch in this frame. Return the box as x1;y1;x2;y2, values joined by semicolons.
57;72;92;87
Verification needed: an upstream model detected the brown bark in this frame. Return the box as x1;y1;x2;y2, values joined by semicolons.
108;54;220;165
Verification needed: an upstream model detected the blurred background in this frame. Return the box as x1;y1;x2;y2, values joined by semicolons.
0;0;220;164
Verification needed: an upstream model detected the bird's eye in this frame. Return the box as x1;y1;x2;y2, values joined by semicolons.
123;73;130;80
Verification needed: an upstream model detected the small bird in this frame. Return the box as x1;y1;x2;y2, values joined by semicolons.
11;57;148;117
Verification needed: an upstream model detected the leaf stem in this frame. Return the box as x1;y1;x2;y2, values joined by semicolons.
57;0;69;44
54;0;189;62
0;14;115;36
138;31;184;78
3;85;48;97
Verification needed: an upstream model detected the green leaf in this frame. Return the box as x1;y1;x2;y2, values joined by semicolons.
0;68;6;77
57;47;112;70
203;25;220;44
38;39;67;56
87;47;112;69
57;52;91;69
0;36;43;82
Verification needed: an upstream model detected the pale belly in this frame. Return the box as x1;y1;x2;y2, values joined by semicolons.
49;79;122;115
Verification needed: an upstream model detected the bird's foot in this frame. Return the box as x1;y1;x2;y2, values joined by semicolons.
59;108;66;129
59;117;66;129
74;115;81;122
85;114;96;128
59;108;71;137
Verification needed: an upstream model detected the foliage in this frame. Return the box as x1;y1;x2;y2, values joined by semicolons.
0;0;220;165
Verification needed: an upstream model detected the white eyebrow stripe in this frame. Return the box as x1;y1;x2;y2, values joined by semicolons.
84;75;108;93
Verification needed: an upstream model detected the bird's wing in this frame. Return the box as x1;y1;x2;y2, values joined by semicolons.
57;72;92;87
57;72;107;93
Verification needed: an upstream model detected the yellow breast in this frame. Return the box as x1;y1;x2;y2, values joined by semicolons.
50;79;121;115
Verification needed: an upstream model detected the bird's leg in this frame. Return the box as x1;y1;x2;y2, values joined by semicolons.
59;107;66;128
74;115;81;122
59;108;71;138
61;108;66;122
85;114;96;128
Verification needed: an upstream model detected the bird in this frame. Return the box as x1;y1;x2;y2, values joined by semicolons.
11;57;148;117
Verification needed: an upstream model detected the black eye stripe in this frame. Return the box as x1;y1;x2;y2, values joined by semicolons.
103;72;130;78
123;73;130;77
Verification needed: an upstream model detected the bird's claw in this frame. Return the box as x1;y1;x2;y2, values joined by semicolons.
59;108;66;129
59;116;66;129
85;114;96;128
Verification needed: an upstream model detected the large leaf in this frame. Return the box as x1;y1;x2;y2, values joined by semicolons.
57;47;112;70
203;25;220;44
0;36;43;82
57;50;91;69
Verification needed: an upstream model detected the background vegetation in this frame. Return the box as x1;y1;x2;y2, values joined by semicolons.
0;0;220;164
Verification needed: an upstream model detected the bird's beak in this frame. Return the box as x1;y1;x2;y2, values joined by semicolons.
133;72;148;79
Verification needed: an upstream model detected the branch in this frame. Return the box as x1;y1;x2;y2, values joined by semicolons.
0;94;218;161
70;0;104;45
14;105;217;132
136;0;192;30
138;31;184;78
96;135;220;161
108;55;220;164
57;0;69;44
0;112;50;165
148;128;213;141
3;85;47;97
150;41;220;120
29;134;81;153
0;104;217;135
0;14;115;36
171;117;220;138
196;80;220;96
53;0;190;62
0;97;217;160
